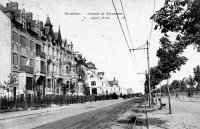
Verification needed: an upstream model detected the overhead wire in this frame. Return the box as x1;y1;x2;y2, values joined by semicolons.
149;0;157;42
111;0;130;50
119;0;139;69
111;0;135;69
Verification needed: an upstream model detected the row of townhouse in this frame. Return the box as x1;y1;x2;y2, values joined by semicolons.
82;62;122;95
0;2;125;101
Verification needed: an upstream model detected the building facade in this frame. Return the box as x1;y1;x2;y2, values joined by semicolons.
0;8;12;97
0;1;125;99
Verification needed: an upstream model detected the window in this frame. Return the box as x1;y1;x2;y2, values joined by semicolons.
12;43;18;51
26;77;33;90
92;88;97;94
47;79;51;88
59;66;62;75
30;40;34;50
91;81;96;86
66;66;69;74
36;44;41;53
41;61;45;73
20;35;27;47
30;59;34;68
13;53;18;66
12;32;18;42
20;56;28;66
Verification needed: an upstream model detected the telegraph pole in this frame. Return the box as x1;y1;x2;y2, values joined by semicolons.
146;40;151;107
130;40;151;107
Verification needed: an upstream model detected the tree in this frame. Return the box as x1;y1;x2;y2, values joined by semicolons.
1;73;17;100
151;0;200;51
70;82;75;95
154;36;187;114
161;84;168;94
186;75;196;96
180;77;187;92
144;66;167;94
193;65;200;91
170;80;181;92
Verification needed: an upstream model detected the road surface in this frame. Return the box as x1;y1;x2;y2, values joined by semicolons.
35;98;144;129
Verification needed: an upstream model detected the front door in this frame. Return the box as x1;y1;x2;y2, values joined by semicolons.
13;87;16;101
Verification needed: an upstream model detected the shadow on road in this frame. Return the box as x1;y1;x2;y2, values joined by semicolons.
117;115;136;124
136;117;167;128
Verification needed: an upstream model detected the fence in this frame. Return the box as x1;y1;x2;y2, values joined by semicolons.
0;94;116;113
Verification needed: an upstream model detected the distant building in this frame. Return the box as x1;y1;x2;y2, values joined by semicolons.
127;88;133;94
120;87;127;95
108;77;120;95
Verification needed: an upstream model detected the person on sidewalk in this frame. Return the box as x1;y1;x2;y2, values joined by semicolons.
158;97;166;110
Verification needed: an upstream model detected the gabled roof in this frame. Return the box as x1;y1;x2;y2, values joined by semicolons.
44;16;53;27
86;62;96;69
57;26;62;44
108;78;119;86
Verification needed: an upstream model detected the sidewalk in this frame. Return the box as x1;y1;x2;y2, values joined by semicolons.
0;98;132;129
147;97;200;129
0;98;128;120
171;95;200;102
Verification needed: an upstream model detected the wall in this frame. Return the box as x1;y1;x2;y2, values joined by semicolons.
0;10;11;89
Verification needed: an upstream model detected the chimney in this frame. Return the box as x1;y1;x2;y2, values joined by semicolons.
6;2;18;10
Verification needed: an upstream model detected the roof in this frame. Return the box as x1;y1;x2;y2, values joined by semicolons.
108;78;119;86
98;72;105;75
26;12;33;23
108;81;113;86
13;9;21;17
86;62;96;69
44;26;50;35
44;16;53;27
0;4;5;11
30;20;36;27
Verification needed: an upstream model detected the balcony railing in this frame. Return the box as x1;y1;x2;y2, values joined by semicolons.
20;66;34;74
36;51;45;58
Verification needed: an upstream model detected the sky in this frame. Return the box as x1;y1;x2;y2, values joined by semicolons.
1;0;200;93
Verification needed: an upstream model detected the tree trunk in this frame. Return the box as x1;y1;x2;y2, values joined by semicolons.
167;77;172;114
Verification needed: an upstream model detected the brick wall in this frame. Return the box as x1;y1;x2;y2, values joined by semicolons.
0;10;11;85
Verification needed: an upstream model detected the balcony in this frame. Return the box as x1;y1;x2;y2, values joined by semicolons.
36;51;45;59
20;66;34;74
63;61;71;66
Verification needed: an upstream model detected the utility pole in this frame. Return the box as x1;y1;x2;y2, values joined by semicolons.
130;40;151;107
146;40;151;107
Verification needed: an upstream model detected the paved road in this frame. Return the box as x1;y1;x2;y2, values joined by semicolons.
34;98;144;129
